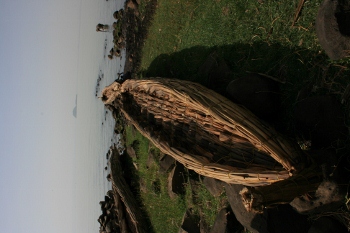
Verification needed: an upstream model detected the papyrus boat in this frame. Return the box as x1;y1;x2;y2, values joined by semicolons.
101;78;321;211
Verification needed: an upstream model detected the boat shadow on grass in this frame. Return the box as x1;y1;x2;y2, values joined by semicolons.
139;42;350;134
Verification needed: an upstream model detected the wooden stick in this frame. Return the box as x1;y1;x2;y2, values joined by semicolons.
292;0;305;27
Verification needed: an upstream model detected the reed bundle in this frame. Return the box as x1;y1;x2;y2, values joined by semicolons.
102;78;308;186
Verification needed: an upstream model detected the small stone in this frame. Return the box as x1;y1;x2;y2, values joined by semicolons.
168;163;187;199
106;174;111;182
316;0;350;60
202;176;224;197
159;154;175;172
179;209;200;233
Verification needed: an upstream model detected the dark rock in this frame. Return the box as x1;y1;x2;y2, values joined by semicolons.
266;204;310;233
210;208;228;233
103;215;110;224
209;207;243;233
107;190;114;199
99;201;106;208
101;202;111;211
202;177;224;197
126;0;138;10
168;163;187;199
107;202;114;211
98;214;105;226
105;221;112;233
113;9;124;20
226;74;280;123
290;180;345;215
226;206;245;233
131;139;140;150
106;174;112;181
97;214;107;227
188;170;200;182
104;196;111;202
294;96;347;149
316;0;350;59
180;209;200;233
308;216;348;233
102;203;112;212
98;190;125;233
159;154;175;172
225;184;268;233
188;170;201;200
96;23;109;32
109;48;114;56
106;209;112;216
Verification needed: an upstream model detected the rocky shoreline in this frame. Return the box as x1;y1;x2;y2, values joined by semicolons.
120;0;157;78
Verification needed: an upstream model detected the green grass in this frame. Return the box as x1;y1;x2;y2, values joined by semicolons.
125;125;187;233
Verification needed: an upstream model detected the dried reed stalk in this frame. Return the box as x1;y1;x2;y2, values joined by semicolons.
102;78;309;186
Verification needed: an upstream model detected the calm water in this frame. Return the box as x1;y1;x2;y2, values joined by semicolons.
74;0;125;232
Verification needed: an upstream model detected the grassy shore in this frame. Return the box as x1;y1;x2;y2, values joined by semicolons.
120;0;350;232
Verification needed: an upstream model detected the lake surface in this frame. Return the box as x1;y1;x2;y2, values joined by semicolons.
73;0;125;232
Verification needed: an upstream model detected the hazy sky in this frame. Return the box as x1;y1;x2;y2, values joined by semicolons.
0;0;111;232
